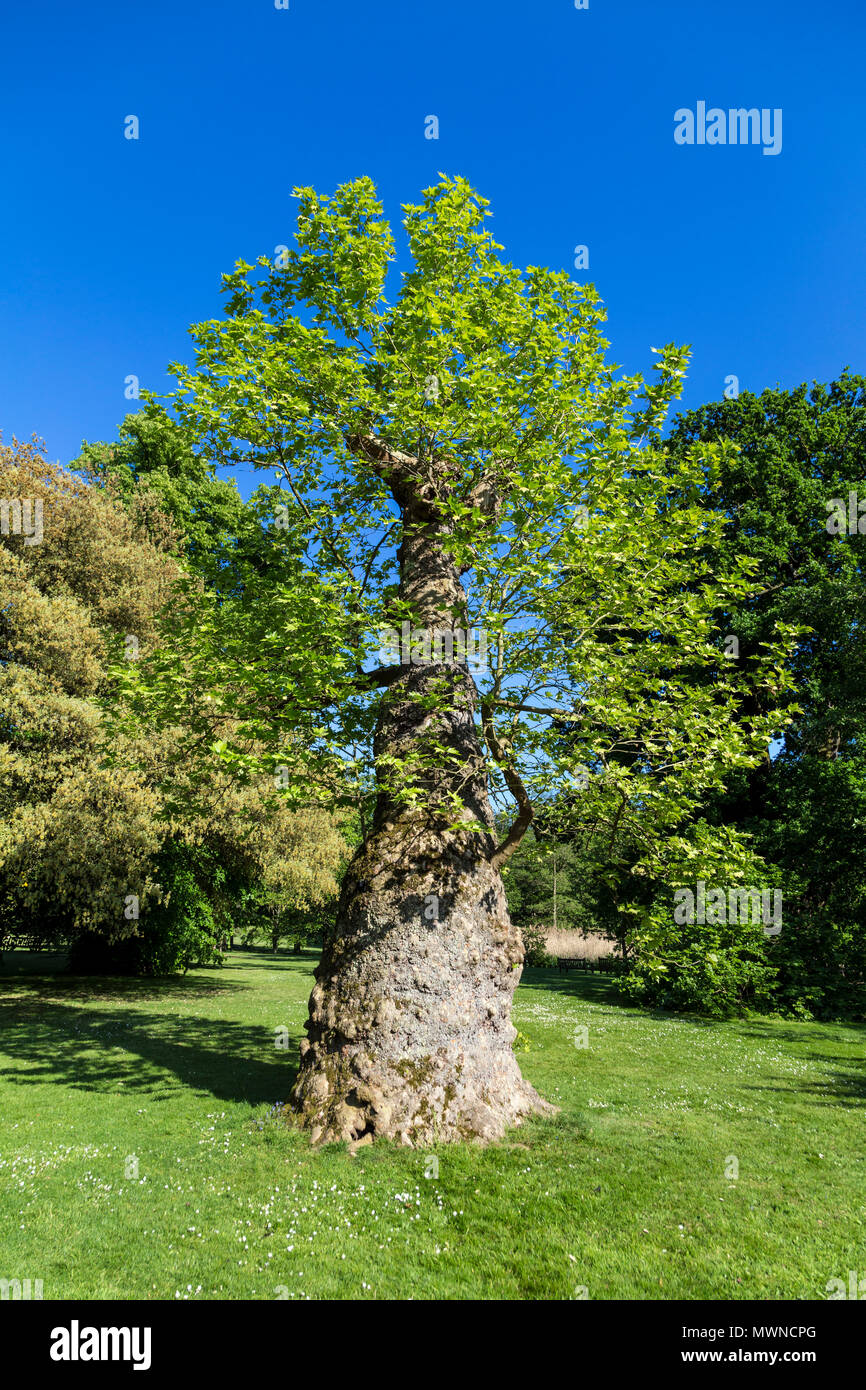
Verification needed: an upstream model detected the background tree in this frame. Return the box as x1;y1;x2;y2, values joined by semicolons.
74;403;245;566
0;438;176;944
663;375;866;1019
503;830;584;935
0;440;347;972
248;804;347;954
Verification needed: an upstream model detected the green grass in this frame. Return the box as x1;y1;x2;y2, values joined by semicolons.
0;949;863;1300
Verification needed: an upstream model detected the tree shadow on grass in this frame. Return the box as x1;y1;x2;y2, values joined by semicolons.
518;966;619;1006
222;946;321;973
0;995;301;1107
738;1018;866;1048
0;959;250;1003
736;1018;866;1107
744;1068;866;1107
0;945;318;999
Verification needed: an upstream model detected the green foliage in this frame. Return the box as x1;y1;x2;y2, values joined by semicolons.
67;844;225;976
665;375;866;1019
759;758;866;1020
621;923;776;1018
503;831;583;932
0;440;178;942
74;403;245;565
518;921;553;968
0;440;347;976
145;859;224;973
119;176;797;922
616;821;780;1016
503;820;630;948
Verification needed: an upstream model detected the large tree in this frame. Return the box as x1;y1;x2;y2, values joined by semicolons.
130;177;795;1144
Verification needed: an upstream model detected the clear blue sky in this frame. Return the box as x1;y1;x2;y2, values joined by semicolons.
1;0;864;496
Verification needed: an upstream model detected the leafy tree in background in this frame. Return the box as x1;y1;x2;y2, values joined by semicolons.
665;375;866;1019
533;376;866;1018
502;829;584;935
502;817;627;947
0;439;177;944
74;403;245;565
124;176;797;1143
502;825;628;968
247;805;347;954
67;840;226;975
0;441;347;972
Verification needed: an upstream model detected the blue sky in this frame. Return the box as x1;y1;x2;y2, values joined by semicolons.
1;0;864;497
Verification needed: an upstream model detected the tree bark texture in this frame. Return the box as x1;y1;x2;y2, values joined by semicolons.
290;452;554;1144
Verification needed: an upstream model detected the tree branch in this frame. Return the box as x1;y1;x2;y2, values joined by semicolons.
481;698;534;870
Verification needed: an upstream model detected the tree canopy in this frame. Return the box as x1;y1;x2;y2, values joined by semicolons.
124;176;797;869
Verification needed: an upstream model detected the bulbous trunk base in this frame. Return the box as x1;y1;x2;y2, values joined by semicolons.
290;834;555;1146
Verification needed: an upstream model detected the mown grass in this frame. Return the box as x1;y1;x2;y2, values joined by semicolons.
0;949;863;1300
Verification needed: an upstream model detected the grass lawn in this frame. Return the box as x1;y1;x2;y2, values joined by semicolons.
0;949;863;1300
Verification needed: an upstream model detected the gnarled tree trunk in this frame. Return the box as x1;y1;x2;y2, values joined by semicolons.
290;450;554;1145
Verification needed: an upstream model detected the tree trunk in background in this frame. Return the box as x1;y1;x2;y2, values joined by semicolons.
290;481;554;1145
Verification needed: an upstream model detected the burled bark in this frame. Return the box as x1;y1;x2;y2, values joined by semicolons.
289;446;554;1145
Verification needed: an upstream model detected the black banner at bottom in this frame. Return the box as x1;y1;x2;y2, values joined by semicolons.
3;1297;861;1376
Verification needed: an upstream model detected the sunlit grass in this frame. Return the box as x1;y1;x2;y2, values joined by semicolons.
0;950;863;1300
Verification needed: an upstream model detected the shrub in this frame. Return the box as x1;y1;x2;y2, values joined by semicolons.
68;846;224;976
520;921;553;968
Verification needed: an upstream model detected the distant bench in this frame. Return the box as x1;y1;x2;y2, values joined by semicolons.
556;956;623;974
557;956;591;973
